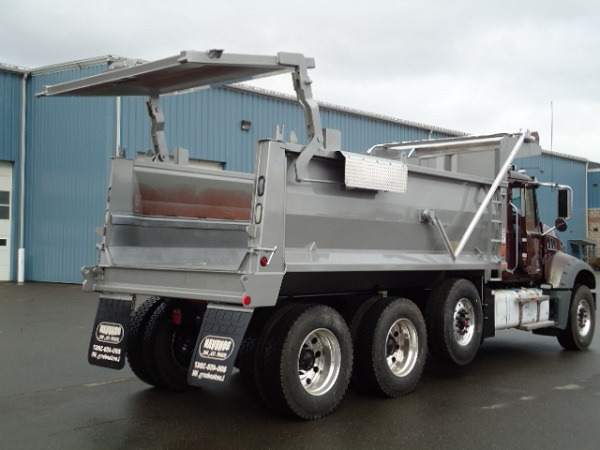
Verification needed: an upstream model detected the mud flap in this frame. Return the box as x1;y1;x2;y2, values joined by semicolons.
188;304;253;387
87;295;133;369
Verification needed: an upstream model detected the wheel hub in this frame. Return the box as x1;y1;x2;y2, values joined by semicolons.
297;328;341;396
385;318;418;378
299;347;316;372
576;300;592;337
453;299;475;346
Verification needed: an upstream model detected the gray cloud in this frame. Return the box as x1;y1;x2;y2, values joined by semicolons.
1;0;598;160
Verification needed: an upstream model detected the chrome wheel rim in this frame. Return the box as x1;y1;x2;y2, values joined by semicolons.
297;328;341;396
453;298;475;346
576;299;592;337
386;318;419;377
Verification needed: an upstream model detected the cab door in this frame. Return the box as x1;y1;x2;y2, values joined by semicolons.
507;183;542;279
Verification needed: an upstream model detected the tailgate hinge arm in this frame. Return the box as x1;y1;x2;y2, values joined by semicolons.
278;52;324;182
146;95;169;162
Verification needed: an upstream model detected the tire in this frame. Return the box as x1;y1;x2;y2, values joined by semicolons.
557;285;595;351
143;300;204;391
354;298;427;397
127;296;164;386
341;295;383;343
426;278;483;366
258;304;353;420
234;306;276;398
236;303;301;403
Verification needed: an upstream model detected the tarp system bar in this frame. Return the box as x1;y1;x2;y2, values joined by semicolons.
367;132;540;158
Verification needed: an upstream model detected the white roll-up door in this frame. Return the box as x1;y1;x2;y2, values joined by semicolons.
0;162;13;280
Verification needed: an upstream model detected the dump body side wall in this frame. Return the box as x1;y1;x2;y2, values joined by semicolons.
282;144;500;278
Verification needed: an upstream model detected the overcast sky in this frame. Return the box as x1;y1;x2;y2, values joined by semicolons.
2;0;599;162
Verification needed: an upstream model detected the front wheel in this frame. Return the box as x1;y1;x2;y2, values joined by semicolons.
557;285;596;350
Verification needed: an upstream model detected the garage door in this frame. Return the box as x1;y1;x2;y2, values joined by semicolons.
0;162;12;280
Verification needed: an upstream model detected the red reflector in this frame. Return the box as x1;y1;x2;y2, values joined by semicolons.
260;256;268;266
242;295;251;307
171;308;182;325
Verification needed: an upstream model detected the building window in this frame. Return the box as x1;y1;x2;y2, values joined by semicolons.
0;191;9;220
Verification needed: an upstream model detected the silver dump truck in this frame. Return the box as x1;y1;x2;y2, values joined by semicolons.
38;50;596;419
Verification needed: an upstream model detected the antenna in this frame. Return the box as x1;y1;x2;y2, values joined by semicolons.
550;101;554;185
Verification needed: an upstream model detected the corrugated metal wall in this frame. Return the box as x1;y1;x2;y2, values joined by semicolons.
588;171;600;209
121;87;448;173
514;153;587;252
26;65;114;282
0;70;21;161
0;69;24;280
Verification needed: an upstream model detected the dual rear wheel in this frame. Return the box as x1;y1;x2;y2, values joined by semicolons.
237;297;428;419
127;297;204;391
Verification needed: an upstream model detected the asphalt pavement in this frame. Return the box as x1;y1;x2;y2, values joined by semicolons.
1;279;599;449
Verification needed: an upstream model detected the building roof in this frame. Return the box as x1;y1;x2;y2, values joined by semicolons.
540;149;588;163
1;55;129;76
588;161;600;171
0;62;29;74
227;83;467;137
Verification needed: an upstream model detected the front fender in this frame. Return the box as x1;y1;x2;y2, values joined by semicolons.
546;251;596;290
545;251;596;328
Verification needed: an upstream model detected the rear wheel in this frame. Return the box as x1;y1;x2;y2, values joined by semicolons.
426;278;483;366
127;297;164;386
354;298;427;397
558;285;595;350
143;301;204;391
258;304;353;419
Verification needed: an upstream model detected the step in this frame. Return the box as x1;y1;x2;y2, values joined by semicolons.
518;320;556;331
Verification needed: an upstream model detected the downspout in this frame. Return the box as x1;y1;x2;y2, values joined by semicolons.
17;72;28;283
585;161;590;259
115;96;121;157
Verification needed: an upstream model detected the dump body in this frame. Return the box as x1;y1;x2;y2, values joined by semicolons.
83;137;510;307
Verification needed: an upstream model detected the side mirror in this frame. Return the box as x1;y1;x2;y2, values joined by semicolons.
557;188;571;219
555;217;567;232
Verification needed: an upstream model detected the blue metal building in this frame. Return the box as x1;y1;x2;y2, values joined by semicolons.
0;55;594;283
589;166;600;209
515;151;591;259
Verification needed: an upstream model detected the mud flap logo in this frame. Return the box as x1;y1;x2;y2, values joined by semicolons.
199;336;235;361
95;322;124;344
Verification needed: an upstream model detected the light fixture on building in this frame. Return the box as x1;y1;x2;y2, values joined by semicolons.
240;120;252;131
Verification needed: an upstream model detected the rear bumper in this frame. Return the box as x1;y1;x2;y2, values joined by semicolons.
82;265;284;308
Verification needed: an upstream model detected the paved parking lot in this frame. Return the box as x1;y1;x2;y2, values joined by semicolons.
1;280;599;449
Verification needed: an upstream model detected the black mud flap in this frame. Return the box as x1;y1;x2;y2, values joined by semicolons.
88;296;132;369
188;304;253;387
